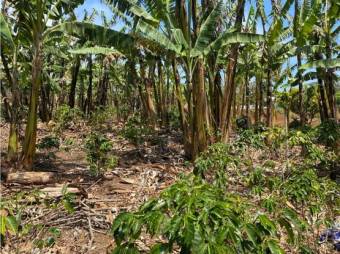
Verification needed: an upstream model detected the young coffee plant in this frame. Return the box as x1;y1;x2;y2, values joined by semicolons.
264;127;287;152
314;119;340;149
37;135;60;150
120;115;152;145
85;132;118;175
54;104;83;131
234;129;266;151
89;107;116;130
194;142;239;188
111;175;294;254
110;137;339;254
288;130;326;163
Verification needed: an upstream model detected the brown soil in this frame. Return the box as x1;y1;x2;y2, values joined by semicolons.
0;121;189;253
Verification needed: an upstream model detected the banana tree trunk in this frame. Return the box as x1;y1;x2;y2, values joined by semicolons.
157;60;166;125
296;52;305;125
58;59;66;106
325;31;337;119
1;47;20;162
97;61;109;107
22;36;42;169
245;72;250;118
219;0;245;142
69;56;81;108
192;60;207;158
255;76;260;123
86;55;93;115
1;47;13;122
266;68;273;128
220;49;239;142
318;77;329;121
172;59;191;157
78;74;85;111
39;82;50;122
141;62;157;126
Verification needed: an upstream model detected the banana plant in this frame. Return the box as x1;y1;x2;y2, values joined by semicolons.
55;0;264;158
0;13;21;162
3;0;85;169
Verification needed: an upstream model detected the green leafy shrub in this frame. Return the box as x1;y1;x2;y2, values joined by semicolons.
37;135;60;150
282;169;338;216
234;129;266;150
110;139;339;253
85;132;118;175
246;167;267;196
194;142;239;187
111;175;289;254
264;127;287;151
33;227;61;249
89;107;116;129
121;115;152;145
289;130;326;162
61;138;76;151
54;105;83;131
315;119;340;149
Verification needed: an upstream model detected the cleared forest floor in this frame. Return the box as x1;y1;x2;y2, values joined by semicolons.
0;121;189;253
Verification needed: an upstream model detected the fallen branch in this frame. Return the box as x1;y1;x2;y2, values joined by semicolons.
6;172;55;184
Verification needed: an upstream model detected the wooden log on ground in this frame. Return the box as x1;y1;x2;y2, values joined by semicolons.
6;171;55;184
40;186;81;198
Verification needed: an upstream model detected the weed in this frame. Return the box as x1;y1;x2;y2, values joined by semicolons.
85;132;118;175
54;105;83;131
120;115;152;145
37;135;60;150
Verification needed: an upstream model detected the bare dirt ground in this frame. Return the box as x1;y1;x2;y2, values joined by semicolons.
0;121;189;253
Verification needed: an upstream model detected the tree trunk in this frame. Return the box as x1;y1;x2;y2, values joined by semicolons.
157;59;166;125
39;80;52;122
22;36;42;170
296;52;305;125
192;60;207;158
69;56;81;108
58;59;66;106
266;69;273;127
255;76;260;123
313;52;329;121
86;55;93;115
0;47;13;122
78;74;85;111
97;61;109;107
219;0;245;142
245;72;250;118
141;61;157;126
1;47;20;162
325;39;337;119
172;59;191;157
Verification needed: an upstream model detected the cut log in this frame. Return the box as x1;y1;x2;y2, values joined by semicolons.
40;186;81;198
6;172;55;184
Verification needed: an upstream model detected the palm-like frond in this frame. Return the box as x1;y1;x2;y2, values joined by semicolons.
209;32;265;54
0;13;15;49
50;22;135;54
135;20;180;54
300;58;340;70
69;46;124;56
191;1;222;57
